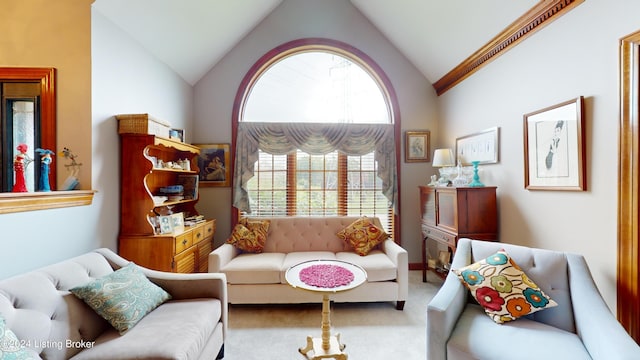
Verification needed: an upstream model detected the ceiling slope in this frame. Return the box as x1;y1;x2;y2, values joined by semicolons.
93;0;537;86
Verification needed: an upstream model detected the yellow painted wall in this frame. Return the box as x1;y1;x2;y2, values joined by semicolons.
0;0;93;189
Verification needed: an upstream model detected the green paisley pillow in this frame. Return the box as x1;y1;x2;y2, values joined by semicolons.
70;262;171;334
0;316;35;360
453;249;558;324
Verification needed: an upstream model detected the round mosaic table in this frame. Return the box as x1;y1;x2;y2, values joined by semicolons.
285;259;367;360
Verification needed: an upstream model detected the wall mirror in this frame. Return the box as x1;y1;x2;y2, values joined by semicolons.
0;67;56;192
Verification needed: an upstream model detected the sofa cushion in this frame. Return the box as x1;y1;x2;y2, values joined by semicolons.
0;315;37;360
70;298;221;360
280;252;337;284
70;263;171;334
447;304;590;360
222;253;286;284
453;249;557;324
336;250;397;282
336;217;389;256
227;224;265;253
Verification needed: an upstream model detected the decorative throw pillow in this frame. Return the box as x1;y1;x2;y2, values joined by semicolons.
453;249;558;324
70;262;171;334
0;316;35;360
226;218;271;253
337;217;389;256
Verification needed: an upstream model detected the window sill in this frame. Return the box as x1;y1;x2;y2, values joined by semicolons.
0;190;97;214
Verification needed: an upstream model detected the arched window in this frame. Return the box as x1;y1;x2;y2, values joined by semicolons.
232;38;400;237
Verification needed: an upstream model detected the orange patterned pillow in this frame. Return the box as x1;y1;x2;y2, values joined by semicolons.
337;217;389;256
240;218;270;246
226;218;271;253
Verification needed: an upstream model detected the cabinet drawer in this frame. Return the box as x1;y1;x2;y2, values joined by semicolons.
203;221;215;239
175;232;193;254
192;225;205;244
423;226;456;247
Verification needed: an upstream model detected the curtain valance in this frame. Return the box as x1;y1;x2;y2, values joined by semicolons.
233;122;398;213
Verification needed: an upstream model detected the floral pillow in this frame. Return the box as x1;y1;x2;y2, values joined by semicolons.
337;217;389;256
452;249;558;324
0;316;35;360
70;262;171;334
226;218;271;253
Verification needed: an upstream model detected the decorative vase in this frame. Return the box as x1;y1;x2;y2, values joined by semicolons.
469;161;485;187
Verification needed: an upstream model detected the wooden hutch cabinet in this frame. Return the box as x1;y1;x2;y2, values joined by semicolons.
118;126;215;273
419;185;498;282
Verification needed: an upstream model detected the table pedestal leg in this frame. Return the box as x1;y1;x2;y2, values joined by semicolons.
298;294;347;359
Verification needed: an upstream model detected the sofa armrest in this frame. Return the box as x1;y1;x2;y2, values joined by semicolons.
426;238;472;360
382;239;408;300
567;254;640;359
209;243;239;272
95;248;228;338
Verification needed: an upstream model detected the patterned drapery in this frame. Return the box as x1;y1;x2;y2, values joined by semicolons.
233;122;397;213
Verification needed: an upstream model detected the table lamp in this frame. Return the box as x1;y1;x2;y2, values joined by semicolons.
432;148;455;185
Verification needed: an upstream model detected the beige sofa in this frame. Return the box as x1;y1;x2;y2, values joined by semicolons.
209;216;408;310
0;248;227;360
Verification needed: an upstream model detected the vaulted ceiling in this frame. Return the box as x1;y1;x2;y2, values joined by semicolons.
92;0;544;88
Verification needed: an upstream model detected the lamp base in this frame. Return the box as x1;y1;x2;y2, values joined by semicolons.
469;161;485;187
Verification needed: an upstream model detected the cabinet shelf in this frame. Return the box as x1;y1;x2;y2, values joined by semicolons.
118;124;215;274
151;168;198;174
153;198;197;209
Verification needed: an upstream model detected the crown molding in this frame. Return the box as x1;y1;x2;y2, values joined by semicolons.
433;0;584;96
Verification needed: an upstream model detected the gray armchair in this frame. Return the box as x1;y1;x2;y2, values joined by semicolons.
426;238;640;360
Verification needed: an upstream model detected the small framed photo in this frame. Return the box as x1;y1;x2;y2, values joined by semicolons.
523;96;586;191
171;212;185;233
405;130;430;162
456;127;500;165
158;215;173;234
195;144;231;187
169;128;185;142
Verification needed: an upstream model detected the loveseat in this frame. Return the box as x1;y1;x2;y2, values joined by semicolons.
0;248;227;360
209;216;408;309
426;238;640;360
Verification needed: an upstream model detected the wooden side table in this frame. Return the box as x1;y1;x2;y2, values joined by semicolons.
419;186;498;282
285;260;367;360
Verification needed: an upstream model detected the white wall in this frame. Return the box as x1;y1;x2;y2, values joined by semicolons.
89;10;194;255
438;0;640;311
193;0;439;257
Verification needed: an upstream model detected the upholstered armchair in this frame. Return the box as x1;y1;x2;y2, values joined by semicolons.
426;238;640;360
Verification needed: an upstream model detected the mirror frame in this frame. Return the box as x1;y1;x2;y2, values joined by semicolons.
0;67;95;214
1;67;57;187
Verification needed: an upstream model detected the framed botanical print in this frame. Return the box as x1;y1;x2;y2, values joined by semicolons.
405;130;430;162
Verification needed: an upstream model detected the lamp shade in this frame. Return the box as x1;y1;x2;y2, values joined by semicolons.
432;148;454;167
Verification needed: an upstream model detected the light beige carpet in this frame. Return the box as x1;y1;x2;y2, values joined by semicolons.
224;270;443;360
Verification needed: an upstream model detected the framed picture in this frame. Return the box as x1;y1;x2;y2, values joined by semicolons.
177;174;199;200
171;212;185;233
169;128;184;142
158;215;173;234
404;130;430;162
523;96;585;191
195;144;231;187
455;127;500;165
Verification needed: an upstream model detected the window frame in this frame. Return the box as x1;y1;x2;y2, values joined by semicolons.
231;38;402;243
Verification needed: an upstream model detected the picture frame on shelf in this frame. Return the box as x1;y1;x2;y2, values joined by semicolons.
455;127;500;165
523;96;586;191
404;130;430;162
169;128;185;142
171;212;185;233
195;143;231;187
177;174;199;200
158;215;173;234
